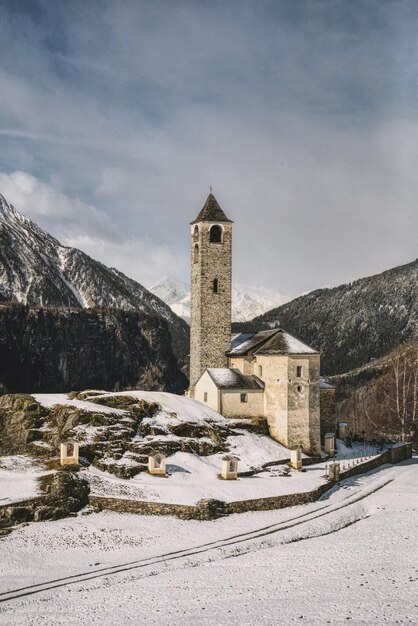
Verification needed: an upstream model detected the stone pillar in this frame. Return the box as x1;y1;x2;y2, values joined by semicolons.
324;433;336;457
290;446;302;469
338;421;348;440
328;461;340;482
221;456;238;480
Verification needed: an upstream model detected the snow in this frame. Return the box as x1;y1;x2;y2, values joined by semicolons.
280;331;317;353
0;460;416;624
88;431;318;505
32;393;127;415
0;456;48;504
87;390;229;425
149;276;292;323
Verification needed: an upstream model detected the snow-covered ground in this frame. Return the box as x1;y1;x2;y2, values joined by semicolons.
88;437;321;505
33;390;229;424
0;459;416;625
0;456;48;504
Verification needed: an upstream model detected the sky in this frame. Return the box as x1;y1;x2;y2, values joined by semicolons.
0;0;417;295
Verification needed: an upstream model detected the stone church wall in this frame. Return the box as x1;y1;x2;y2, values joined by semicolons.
228;356;254;375
220;390;264;419
320;388;336;441
189;222;232;387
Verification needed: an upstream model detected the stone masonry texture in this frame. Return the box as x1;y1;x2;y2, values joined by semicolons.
190;220;232;388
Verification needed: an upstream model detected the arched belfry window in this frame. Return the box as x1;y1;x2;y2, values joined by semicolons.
193;243;199;263
193;225;199;241
213;278;219;293
209;224;222;243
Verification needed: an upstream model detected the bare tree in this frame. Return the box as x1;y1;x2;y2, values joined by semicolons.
382;344;418;440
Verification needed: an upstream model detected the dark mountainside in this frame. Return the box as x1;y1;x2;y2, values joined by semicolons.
0;193;189;363
234;259;418;376
0;304;187;394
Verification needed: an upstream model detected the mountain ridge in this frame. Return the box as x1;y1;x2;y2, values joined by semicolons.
149;275;291;323
234;258;418;375
0;193;189;361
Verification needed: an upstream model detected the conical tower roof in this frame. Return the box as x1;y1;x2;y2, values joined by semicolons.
191;193;233;224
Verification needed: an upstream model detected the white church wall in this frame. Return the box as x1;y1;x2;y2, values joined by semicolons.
287;355;321;455
255;354;289;444
194;371;220;412
220;389;264;418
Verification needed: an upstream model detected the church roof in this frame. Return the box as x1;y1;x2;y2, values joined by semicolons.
191;193;233;224
228;330;278;356
206;368;265;390
255;330;318;355
229;329;318;356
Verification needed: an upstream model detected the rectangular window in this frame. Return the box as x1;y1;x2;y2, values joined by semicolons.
296;366;302;378
203;392;208;402
259;365;263;377
240;393;248;403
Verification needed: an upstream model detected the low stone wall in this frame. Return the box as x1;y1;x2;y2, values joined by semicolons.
338;443;412;481
225;482;332;515
90;496;229;521
88;444;412;520
388;443;412;464
1;445;412;529
0;470;90;531
90;496;196;520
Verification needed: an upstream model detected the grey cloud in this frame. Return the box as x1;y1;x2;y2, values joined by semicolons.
0;0;417;294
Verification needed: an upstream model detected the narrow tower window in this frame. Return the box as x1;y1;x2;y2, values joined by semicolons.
296;366;302;378
209;224;222;243
193;225;199;240
213;278;219;293
193;243;199;263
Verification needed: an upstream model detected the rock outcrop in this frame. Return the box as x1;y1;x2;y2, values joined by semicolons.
0;392;232;479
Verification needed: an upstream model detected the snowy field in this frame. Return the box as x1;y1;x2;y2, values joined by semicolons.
87;430;321;505
0;459;417;625
0;456;49;504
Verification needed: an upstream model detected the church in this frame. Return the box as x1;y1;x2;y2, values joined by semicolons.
188;193;335;456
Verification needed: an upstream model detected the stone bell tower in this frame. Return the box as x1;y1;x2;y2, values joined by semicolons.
189;193;233;391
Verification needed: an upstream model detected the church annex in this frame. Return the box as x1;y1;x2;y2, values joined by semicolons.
189;193;333;455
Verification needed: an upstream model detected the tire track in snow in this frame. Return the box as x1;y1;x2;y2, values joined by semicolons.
0;475;393;605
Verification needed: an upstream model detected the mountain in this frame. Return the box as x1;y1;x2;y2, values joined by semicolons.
234;259;418;375
0;194;189;361
0;304;187;394
150;276;290;323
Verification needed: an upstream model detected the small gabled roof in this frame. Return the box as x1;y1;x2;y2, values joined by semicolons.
255;329;318;355
191;193;233;224
206;368;265;390
228;330;278;356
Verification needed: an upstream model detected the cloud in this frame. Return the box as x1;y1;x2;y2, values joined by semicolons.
0;171;187;287
0;0;417;293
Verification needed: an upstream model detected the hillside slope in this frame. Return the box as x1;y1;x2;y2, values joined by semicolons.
0;304;187;394
0;194;189;361
235;259;418;375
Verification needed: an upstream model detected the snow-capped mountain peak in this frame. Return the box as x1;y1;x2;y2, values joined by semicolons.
0;193;189;360
149;277;291;323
